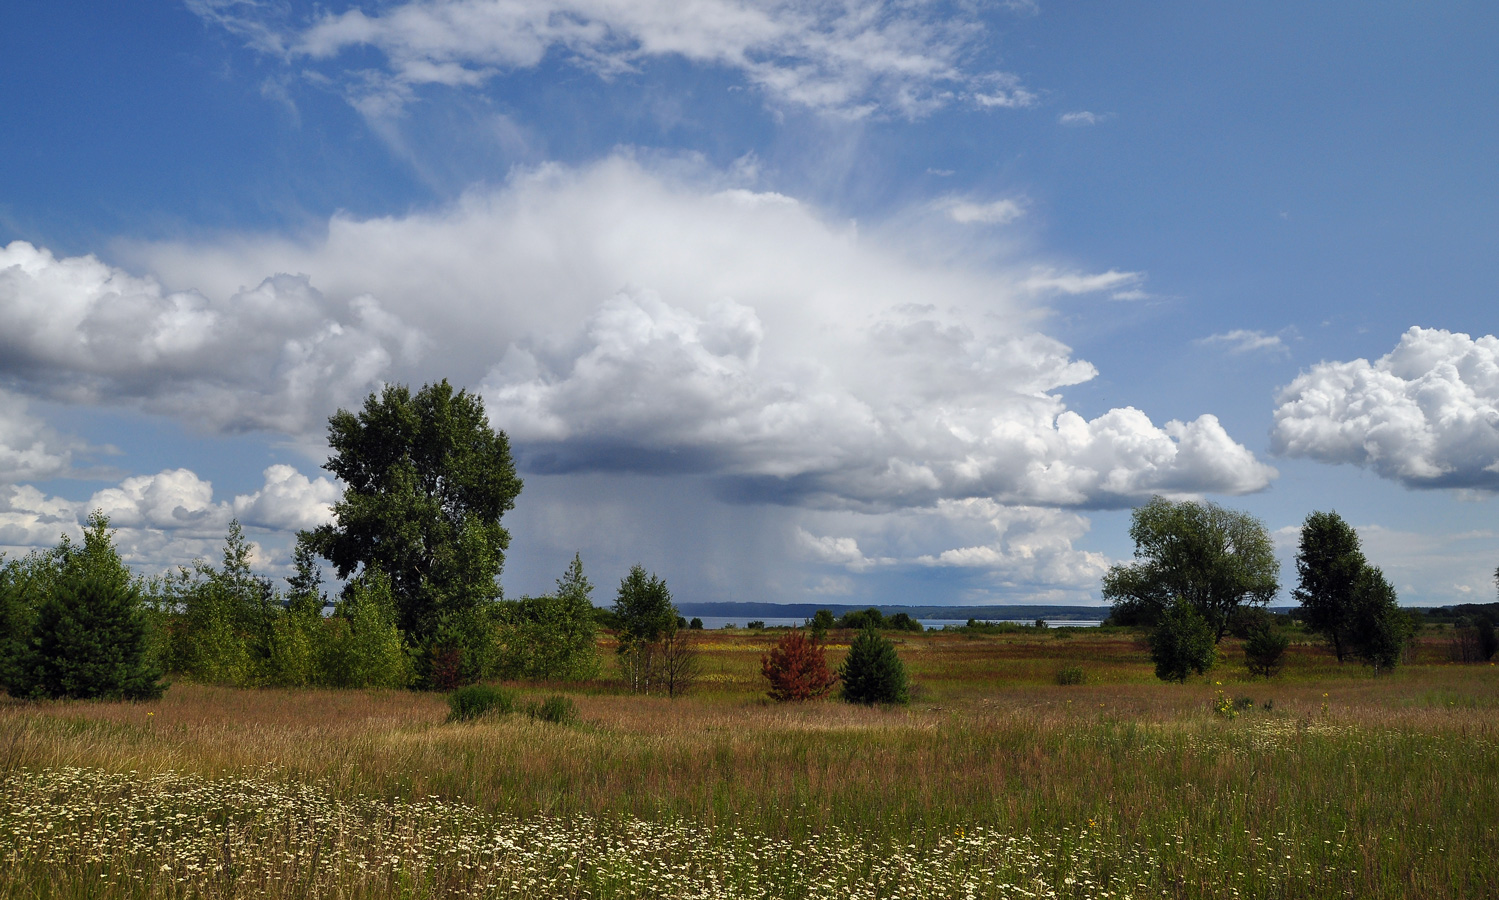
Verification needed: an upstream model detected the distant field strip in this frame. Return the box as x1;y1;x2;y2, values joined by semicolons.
1;766;1337;900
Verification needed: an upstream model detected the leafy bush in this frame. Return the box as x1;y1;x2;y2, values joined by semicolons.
836;608;884;630
1347;567;1414;672
321;570;414;690
807;609;836;641
1227;606;1274;640
492;592;600;682
839;627;909;705
761;629;838;702
1055;666;1085;686
1149;600;1217;682
887;612;923;633
526;694;578;725
1243;622;1289;678
747;620;766;630
447;684;517;721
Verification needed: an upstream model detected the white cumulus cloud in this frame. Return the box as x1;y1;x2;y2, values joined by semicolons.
0;155;1281;585
0;389;82;483
106;156;1275;512
0;465;339;571
0;241;421;435
481;289;1275;509
1272;327;1499;490
794;527;891;571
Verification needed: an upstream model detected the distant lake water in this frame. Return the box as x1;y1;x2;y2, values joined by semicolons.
689;617;1101;630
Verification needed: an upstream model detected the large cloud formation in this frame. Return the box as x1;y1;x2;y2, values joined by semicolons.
1273;327;1499;490
482;290;1275;509
0;242;420;434
193;0;1034;119
4;157;1276;593
125;157;1275;511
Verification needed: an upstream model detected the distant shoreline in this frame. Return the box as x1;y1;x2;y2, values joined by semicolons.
671;602;1112;622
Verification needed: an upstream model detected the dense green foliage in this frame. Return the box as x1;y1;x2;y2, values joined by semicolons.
1293;510;1414;671
1243;621;1290;678
2;513;163;700
1345;566;1414;672
306;380;522;687
447;683;518;721
839;626;909;704
1149;600;1217;682
493;555;600;681
833;607;923;632
1292;511;1366;661
612;565;690;695
806;609;835;640
1104;497;1279;641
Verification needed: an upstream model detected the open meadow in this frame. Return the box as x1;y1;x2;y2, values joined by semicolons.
2;626;1496;899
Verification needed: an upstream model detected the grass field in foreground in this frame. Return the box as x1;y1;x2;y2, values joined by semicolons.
1;626;1496;899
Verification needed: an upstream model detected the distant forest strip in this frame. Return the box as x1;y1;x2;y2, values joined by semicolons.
674;602;1111;621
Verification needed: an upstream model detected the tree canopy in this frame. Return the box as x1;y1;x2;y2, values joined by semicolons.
1102;496;1279;642
1292;510;1414;670
1292;510;1367;662
306;380;522;654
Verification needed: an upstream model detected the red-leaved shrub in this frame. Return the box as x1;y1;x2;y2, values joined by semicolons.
761;629;838;702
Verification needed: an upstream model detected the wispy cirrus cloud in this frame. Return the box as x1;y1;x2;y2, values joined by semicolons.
191;0;1037;120
1021;267;1144;297
935;196;1026;225
1058;110;1111;127
1196;329;1290;356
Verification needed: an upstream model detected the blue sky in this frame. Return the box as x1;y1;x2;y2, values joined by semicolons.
2;1;1497;608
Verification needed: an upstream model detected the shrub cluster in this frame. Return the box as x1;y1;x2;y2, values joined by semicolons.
0;516;603;700
446;685;577;726
834;608;923;632
1055;666;1085;686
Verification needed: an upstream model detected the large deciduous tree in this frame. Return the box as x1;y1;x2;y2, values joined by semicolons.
1291;510;1365;662
306;380;521;686
1293;510;1414;670
1102;496;1279;642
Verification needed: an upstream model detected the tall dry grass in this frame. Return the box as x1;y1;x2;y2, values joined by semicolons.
2;627;1496;898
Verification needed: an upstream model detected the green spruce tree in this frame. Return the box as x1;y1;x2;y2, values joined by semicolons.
839;626;909;704
9;512;163;700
